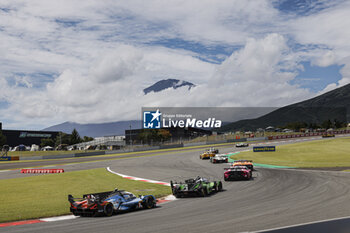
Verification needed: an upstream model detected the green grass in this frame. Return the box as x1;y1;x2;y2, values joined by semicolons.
0;168;171;223
231;137;350;167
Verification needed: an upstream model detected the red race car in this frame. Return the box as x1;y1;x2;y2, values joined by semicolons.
224;166;252;181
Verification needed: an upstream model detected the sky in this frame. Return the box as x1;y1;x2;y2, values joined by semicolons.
0;0;350;130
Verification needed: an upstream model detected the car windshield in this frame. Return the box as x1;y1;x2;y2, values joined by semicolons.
122;193;136;201
196;177;208;182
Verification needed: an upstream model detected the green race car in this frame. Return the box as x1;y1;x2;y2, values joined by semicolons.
170;176;223;198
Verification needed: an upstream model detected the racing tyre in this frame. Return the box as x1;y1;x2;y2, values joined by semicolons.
214;181;218;192
104;203;114;217
143;196;155;209
72;210;79;216
201;188;208;197
218;182;223;191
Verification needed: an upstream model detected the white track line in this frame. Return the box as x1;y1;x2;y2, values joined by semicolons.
40;215;78;222
106;167;171;186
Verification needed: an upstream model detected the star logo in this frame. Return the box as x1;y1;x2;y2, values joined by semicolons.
150;109;162;122
143;109;162;129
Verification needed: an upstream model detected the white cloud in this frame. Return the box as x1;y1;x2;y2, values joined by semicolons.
312;50;336;67
0;0;349;129
91;46;144;83
9;34;309;127
320;56;350;94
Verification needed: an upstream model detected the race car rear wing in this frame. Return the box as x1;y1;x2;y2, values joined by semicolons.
224;167;246;170
68;190;122;203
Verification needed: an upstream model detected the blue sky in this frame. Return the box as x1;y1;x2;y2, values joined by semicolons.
0;0;349;130
292;62;344;92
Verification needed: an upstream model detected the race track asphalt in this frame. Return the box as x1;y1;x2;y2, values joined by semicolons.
1;137;350;233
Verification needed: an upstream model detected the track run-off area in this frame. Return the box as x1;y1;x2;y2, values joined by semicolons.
1;136;350;233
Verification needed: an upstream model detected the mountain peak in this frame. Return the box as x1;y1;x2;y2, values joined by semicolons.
144;79;195;94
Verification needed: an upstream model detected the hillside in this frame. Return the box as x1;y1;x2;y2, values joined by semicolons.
220;84;350;132
43;120;141;137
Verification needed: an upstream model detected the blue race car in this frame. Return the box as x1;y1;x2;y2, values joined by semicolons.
68;189;157;217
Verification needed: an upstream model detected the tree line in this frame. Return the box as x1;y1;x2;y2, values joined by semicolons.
40;128;93;148
136;129;172;145
279;119;347;131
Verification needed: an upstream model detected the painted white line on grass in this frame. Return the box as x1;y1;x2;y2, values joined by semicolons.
247;215;350;233
0;170;10;173
40;215;78;222
106;167;171;186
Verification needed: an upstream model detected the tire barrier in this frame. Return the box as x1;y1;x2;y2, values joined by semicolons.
21;169;64;174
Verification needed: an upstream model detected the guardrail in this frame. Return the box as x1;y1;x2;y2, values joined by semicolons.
12;130;350;161
267;130;350;140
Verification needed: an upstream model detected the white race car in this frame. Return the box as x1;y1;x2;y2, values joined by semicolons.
235;143;249;147
210;154;229;163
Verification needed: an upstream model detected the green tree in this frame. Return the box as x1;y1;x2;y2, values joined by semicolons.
321;119;333;129
83;136;94;142
138;129;172;145
284;122;308;131
158;129;171;141
54;132;71;147
308;122;320;130
40;138;55;147
334;119;346;129
70;128;82;145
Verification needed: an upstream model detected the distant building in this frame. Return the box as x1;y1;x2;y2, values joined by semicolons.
125;127;212;145
265;126;275;132
0;122;60;147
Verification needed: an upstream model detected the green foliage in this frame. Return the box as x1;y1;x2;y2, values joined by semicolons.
40;138;55;147
54;132;71;147
333;119;346;128
280;119;347;131
54;131;92;147
83;136;94;142
70;128;82;145
283;122;308;131
0;168;171;223
321;119;333;129
138;129;172;144
158;129;172;141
